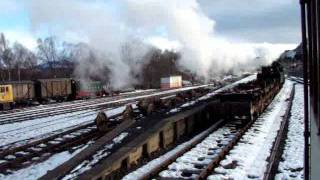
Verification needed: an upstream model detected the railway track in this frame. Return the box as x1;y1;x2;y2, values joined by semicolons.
263;83;295;180
0;122;98;174
123;80;293;180
287;76;305;84
0;85;212;125
130;119;254;179
0;75;253;179
0;90;159;122
0;85;213;175
0;114;126;174
0;90;157;115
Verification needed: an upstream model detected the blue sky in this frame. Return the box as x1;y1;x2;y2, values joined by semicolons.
0;0;38;48
0;0;301;50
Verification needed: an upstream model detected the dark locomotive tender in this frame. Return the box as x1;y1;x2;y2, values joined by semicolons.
213;61;285;121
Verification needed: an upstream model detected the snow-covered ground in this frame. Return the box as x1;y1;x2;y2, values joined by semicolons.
124;75;260;180
62;132;129;180
0;76;254;179
125;80;293;180
0;105;128;149
0;79;241;149
208;81;293;179
122;120;224;180
0;86;208;119
170;74;257;113
158;121;241;179
0;141;94;180
276;84;304;180
119;89;156;95
0;89;156;118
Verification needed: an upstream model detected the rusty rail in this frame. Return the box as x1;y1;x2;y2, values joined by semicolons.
263;84;295;180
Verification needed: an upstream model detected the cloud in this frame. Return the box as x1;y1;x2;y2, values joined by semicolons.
2;30;37;50
198;0;300;43
0;0;21;15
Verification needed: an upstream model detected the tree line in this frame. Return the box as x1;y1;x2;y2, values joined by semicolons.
0;33;196;88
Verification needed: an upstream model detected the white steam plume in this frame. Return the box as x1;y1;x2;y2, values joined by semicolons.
27;0;296;87
122;0;296;78
28;0;152;89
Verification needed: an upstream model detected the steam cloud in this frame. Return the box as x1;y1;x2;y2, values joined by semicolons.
27;0;296;88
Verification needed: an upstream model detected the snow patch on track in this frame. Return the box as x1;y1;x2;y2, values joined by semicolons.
0;141;94;180
275;84;304;180
62;132;129;180
208;81;293;179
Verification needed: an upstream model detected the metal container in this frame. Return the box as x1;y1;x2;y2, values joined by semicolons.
3;81;36;102
36;78;72;99
160;76;182;89
76;80;103;98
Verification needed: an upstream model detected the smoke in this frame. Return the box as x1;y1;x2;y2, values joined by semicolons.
27;0;296;87
28;0;152;89
122;0;295;78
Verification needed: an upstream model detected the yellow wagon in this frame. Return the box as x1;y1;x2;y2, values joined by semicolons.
0;84;14;110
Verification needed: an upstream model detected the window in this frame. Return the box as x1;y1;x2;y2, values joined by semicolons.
5;87;9;92
0;87;5;93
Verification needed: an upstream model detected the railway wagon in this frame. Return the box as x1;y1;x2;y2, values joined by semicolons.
76;80;104;99
0;84;13;110
216;82;281;121
35;78;76;102
10;81;36;103
214;61;284;121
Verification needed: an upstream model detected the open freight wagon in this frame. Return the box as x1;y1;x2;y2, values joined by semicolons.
35;78;76;102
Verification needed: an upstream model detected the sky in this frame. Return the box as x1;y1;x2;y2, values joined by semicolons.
0;0;301;50
198;0;301;44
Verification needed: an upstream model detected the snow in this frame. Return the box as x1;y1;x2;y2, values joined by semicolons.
5;155;16;160
126;80;292;179
0;110;97;148
0;105;133;149
159;124;239;179
0;89;156;119
198;74;256;101
123;75;258;179
180;101;196;108
275;84;304;180
62;132;129;180
0;85;208;120
0;76;256;179
0;141;93;180
169;108;181;113
208;80;293;179
0;84;211;149
119;89;156;95
122;121;224;180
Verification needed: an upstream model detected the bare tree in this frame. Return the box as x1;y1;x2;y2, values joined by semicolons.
0;33;14;81
0;33;5;81
37;37;59;77
12;42;36;81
